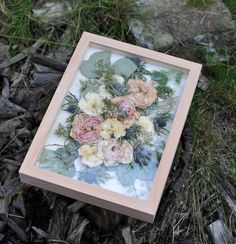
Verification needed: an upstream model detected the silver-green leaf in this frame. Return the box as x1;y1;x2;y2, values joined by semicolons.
39;149;64;173
111;58;137;77
80;51;111;78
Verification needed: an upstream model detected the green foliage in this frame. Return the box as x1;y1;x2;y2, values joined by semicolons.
151;70;173;99
102;98;113;119
111;58;137;77
223;0;236;20
80;54;136;98
151;71;169;85
80;79;102;95
40;149;62;173
39;145;77;177
39;148;75;176
62;92;80;124
0;0;36;53
131;64;151;80
158;86;173;99
0;0;140;54
63;92;79;112
175;71;184;84
185;53;236;242
204;62;236;113
187;0;213;8
67;0;140;43
80;51;111;78
98;62;129;97
55;123;70;138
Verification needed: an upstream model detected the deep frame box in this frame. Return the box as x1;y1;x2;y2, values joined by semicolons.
19;32;202;222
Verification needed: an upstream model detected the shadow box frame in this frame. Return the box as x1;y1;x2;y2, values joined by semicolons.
19;32;202;222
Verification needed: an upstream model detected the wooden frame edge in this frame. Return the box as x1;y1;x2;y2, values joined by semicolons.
19;32;202;223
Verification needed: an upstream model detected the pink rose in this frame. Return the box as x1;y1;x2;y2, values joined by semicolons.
112;96;139;128
70;113;103;144
99;139;133;165
128;79;157;108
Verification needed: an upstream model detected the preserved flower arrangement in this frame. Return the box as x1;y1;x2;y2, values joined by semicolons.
20;33;201;221
38;49;186;200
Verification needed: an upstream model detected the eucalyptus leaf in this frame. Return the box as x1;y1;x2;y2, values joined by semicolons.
112;58;137;77
40;149;57;162
80;51;111;78
39;149;64;173
80;61;97;78
39;148;76;176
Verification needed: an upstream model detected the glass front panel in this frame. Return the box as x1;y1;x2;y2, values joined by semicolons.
37;46;188;200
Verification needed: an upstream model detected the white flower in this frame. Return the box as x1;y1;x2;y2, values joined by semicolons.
78;92;104;116
99;85;112;99
136;116;154;134
100;118;126;139
78;144;103;167
113;74;125;84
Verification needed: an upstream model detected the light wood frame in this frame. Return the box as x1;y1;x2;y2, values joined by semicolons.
19;32;202;222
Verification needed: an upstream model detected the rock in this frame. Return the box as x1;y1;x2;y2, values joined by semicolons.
0;42;9;68
47;46;73;64
30;71;62;87
12;88;43;111
208;219;234;244
121;226;133;244
129;0;235;50
0;96;25;120
0;43;10;99
217;177;236;218
32;1;72;27
197;74;209;91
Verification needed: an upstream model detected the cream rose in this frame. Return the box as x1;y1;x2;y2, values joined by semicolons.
78;92;104;116
100;118;126;139
128;79;157;108
136;116;155;134
99;139;133;165
78;144;103;167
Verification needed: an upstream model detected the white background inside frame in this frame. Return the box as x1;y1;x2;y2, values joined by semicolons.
37;46;188;200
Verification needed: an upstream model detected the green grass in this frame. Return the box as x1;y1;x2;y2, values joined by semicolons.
0;0;36;53
159;34;236;242
0;0;141;55
188;0;213;8
223;0;236;20
66;0;140;44
186;52;236;242
158;60;236;242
